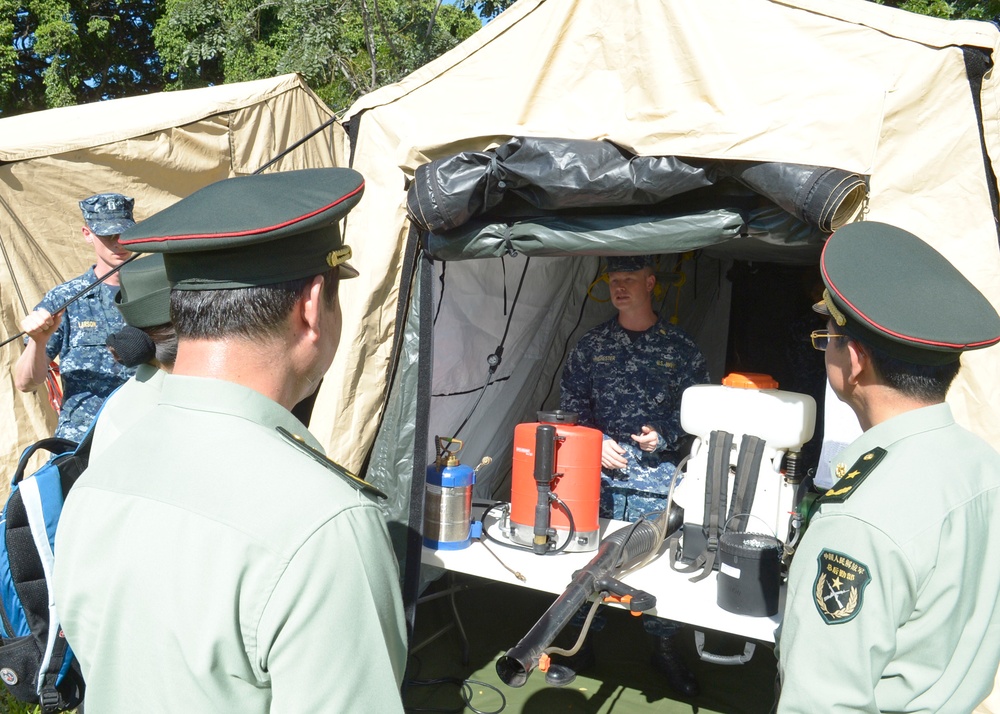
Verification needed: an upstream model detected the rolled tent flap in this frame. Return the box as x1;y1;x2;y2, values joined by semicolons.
406;136;868;249
726;161;868;233
425;210;744;260
425;201;825;264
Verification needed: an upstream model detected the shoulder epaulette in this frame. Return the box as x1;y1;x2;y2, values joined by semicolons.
822;447;887;504
276;426;387;500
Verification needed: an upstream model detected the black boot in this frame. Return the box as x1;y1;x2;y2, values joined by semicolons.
545;633;596;687
651;634;700;698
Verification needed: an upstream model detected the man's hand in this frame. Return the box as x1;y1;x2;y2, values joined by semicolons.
14;308;62;392
20;308;62;343
631;425;660;453
602;438;628;470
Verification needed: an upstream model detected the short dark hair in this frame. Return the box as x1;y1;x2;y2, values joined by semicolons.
171;269;339;341
147;324;178;367
861;339;961;402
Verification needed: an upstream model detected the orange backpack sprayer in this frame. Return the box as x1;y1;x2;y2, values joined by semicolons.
508;411;602;553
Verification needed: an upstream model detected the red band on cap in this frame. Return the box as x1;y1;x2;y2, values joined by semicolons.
121;182;364;246
820;256;1000;350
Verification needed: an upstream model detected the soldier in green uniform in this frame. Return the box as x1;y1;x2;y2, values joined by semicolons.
53;169;407;713
776;222;1000;712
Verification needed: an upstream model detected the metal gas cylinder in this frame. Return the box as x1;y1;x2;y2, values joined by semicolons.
423;437;480;550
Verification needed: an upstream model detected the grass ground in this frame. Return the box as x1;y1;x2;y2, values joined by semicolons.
408;574;778;713
0;694;40;714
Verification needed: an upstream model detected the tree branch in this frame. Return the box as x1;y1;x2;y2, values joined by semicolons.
359;0;378;89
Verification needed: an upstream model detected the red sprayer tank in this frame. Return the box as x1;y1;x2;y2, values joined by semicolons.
509;411;602;553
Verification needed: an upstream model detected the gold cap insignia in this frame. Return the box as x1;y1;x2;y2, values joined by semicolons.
326;245;353;268
823;289;847;327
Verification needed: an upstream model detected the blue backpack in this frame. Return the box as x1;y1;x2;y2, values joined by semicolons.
0;429;92;713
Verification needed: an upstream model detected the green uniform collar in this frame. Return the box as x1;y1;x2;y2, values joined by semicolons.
159;374;323;452
831;403;953;481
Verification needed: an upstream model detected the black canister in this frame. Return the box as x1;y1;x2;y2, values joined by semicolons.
716;532;782;617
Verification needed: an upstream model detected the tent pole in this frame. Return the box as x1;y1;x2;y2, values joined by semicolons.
253;116;338;175
402;248;435;629
961;46;1000;248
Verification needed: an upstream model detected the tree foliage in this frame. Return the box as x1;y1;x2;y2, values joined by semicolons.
873;0;1000;19
1;0;490;116
457;0;515;20
153;0;483;111
1;0;162;116
1;0;994;118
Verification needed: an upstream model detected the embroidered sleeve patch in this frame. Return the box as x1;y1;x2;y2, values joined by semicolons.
813;549;871;625
823;447;887;503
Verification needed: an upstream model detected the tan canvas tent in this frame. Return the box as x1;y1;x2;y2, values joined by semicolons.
339;0;1000;466
337;0;1000;664
0;73;345;485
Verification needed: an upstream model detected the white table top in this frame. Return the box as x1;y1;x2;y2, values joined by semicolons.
421;513;782;643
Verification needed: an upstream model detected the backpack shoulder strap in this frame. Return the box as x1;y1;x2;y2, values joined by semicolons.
23;402;106;709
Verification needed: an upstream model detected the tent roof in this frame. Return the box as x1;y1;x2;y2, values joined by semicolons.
349;0;996;116
0;74;344;485
328;0;1000;472
0;74;333;163
345;0;997;174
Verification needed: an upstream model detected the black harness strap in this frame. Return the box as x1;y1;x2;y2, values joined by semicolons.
670;431;733;580
727;435;766;533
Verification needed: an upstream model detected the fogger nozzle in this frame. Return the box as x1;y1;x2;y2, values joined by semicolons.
496;509;682;687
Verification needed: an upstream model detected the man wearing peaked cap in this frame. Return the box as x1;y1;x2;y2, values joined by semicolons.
118;168;361;288
54;169;407;714
777;222;1000;712
14;192;138;441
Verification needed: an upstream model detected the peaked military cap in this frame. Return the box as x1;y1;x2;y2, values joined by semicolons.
119;168;362;290
814;221;1000;365
605;255;653;273
115;254;171;329
79;193;136;236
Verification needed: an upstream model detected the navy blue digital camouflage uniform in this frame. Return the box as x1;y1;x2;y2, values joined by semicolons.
561;315;710;519
32;267;134;442
561;315;710;637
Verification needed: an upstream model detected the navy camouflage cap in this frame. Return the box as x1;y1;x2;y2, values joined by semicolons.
119;168;362;290
115;254;171;329
814;221;1000;365
79;193;136;236
605;255;653;273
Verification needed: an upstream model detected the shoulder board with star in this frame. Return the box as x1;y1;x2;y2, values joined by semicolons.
822;447;887;504
276;426;387;500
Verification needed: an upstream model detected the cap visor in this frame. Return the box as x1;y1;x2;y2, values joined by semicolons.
90;219;136;236
812;299;831;316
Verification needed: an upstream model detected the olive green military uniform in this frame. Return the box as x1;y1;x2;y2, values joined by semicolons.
89;363;166;458
55;168;400;711
54;374;407;712
777;221;1000;713
777;402;1000;712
